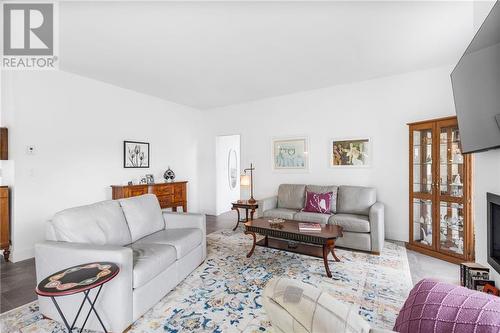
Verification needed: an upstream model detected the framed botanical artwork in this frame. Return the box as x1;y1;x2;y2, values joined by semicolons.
124;141;150;168
330;137;371;167
272;137;309;171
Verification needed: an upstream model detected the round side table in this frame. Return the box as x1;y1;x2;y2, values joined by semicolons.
36;262;119;333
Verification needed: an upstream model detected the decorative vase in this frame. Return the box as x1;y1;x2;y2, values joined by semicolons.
164;167;176;183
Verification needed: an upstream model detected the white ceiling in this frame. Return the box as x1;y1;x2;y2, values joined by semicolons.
59;1;476;109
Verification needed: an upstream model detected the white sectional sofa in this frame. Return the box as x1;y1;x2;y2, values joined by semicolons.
35;194;206;332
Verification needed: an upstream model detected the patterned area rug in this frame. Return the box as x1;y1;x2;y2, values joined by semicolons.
0;229;412;332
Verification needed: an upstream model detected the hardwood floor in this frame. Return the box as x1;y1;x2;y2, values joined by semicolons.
0;211;459;314
0;256;36;313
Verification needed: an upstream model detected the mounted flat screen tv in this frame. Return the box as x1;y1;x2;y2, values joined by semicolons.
451;1;500;154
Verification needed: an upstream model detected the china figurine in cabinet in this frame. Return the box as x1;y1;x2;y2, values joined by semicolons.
407;116;474;264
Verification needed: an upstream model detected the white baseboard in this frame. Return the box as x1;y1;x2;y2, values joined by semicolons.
10;246;35;263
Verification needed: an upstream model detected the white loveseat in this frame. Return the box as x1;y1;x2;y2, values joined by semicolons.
35;194;206;332
259;184;384;254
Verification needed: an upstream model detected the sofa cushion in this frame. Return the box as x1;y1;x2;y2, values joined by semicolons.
51;200;132;246
395;279;500;333
329;214;370;233
303;191;333;214
337;186;376;215
305;185;338;213
263;208;298;220
294;212;331;224
127;243;176;289
119;194;165;242
136;228;202;259
278;184;306;210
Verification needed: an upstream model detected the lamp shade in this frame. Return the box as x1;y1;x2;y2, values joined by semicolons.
240;174;251;186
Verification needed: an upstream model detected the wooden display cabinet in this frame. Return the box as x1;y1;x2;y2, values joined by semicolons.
407;116;474;264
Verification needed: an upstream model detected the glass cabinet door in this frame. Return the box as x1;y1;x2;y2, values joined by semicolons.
439;202;465;254
411;127;434;247
412;199;433;246
437;121;466;255
412;128;433;195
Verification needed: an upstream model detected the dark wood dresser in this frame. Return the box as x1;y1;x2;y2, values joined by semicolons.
0;186;10;261
111;181;187;212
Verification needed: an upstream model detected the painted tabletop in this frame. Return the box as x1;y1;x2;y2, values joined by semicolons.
36;262;119;297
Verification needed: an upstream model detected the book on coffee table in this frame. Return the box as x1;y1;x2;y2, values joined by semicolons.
299;223;322;232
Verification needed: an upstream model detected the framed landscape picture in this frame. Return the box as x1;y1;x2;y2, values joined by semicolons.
272;137;309;171
330;138;370;167
124;141;150;168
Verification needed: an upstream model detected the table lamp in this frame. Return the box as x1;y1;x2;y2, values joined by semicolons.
241;163;256;204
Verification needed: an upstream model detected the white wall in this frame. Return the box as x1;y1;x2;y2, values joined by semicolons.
198;65;457;241
1;70;201;262
473;150;500;285
471;0;500;285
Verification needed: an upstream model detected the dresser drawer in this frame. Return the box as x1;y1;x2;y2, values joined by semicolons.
124;186;148;197
152;185;173;196
157;195;174;208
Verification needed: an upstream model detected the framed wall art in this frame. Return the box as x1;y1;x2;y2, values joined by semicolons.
330;137;370;167
272;137;309;171
124;141;150;168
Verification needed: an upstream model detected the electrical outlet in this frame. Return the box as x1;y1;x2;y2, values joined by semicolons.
26;145;36;155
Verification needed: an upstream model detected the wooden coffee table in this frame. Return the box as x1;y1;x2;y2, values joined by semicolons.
244;218;343;277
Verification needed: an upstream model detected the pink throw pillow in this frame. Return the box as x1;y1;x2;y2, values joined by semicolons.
303;191;333;214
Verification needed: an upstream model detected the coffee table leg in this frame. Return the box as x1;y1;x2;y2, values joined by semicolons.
322;245;332;278
232;207;240;231
329;240;340;262
245;231;256;258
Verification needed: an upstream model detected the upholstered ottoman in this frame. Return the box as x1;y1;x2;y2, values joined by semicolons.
262;277;394;333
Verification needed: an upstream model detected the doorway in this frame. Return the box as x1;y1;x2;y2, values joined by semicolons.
215;135;241;215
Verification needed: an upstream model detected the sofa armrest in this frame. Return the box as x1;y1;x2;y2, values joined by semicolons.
369;202;385;253
162;211;206;231
258;196;278;217
35;241;133;332
162;212;207;260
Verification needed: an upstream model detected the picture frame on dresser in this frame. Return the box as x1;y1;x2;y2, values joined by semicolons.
124;141;150;168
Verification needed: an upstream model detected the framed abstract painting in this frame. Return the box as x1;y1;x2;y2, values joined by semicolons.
330;138;371;167
272;137;309;171
124;141;150;168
